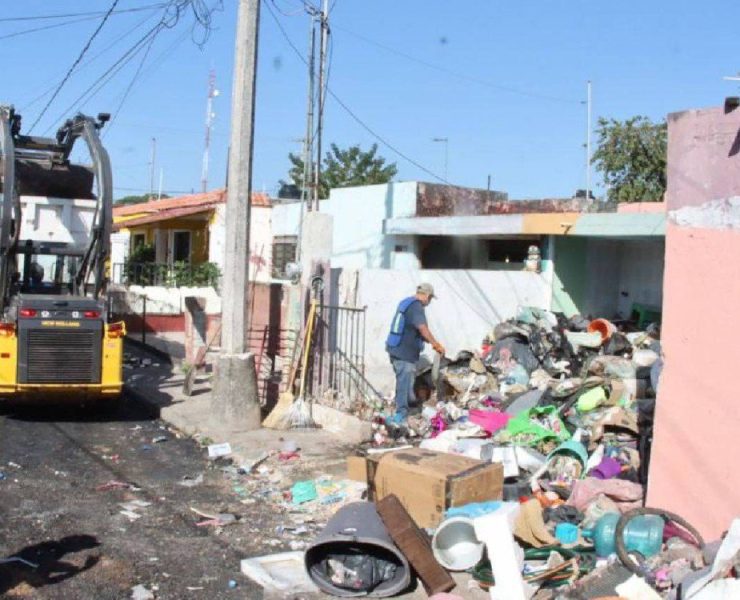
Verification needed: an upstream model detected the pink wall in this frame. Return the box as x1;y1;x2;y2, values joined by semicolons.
617;202;666;214
647;106;740;539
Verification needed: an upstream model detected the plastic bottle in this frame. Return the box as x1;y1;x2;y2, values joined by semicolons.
583;512;664;558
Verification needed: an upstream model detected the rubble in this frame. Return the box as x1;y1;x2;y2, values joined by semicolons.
231;307;739;599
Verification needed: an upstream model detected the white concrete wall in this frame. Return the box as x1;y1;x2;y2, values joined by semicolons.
616;239;665;317
348;268;552;394
208;203;272;283
581;238;664;319
271;182;420;270
123;285;222;315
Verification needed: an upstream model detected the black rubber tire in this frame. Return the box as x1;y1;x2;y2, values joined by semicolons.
614;507;705;580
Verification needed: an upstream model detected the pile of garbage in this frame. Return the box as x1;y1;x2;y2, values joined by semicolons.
238;308;739;598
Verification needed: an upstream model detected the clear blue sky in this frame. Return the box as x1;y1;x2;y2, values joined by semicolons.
3;0;740;200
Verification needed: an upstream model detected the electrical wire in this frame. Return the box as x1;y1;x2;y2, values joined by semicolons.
28;0;122;133
269;0;305;17
333;25;581;105
264;0;450;184
104;34;159;135
0;13;105;42
19;7;164;112
41;0;222;135
0;4;167;23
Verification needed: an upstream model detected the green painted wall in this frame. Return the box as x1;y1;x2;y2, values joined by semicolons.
551;237;587;316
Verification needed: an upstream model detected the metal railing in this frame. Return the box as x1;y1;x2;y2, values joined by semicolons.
111;262;220;289
311;304;383;407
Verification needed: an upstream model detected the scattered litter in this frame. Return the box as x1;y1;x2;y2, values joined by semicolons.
240;551;318;594
291;480;318;505
7;461;21;469
0;472;6;481
96;480;133;491
120;500;152;511
238;450;271;473
130;584;155;600
227;580;237;589
0;557;39;568
152;436;168;444
178;474;204;488
207;442;232;459
120;510;142;521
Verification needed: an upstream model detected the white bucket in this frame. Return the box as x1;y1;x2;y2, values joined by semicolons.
431;516;484;571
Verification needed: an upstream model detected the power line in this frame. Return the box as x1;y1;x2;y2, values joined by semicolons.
333;25;581;105
28;0;122;133
264;0;450;184
19;7;164;112
0;3;167;22
40;1;217;134
0;13;104;42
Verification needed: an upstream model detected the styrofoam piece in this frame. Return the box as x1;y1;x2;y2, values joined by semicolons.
473;502;535;600
207;442;232;458
491;447;519;478
614;574;662;599
690;579;740;600
240;551;318;593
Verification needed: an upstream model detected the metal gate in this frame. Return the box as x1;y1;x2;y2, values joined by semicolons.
311;304;381;407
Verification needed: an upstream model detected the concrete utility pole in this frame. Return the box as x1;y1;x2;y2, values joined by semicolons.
301;21;316;214
212;0;261;430
313;0;329;211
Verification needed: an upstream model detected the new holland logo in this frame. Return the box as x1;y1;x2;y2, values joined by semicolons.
40;321;81;328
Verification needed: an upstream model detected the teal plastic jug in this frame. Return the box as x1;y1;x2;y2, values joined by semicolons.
583;512;664;557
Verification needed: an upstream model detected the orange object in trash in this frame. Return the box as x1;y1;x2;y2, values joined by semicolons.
587;318;617;342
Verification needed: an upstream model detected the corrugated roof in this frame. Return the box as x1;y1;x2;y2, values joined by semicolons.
113;188;271;218
112;205;217;231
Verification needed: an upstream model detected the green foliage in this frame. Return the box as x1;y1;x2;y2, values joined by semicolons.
592;116;667;203
170;261;221;288
115;193;170;205
286;143;398;198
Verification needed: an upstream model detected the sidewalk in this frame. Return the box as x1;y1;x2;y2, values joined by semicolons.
123;341;355;478
122;341;480;599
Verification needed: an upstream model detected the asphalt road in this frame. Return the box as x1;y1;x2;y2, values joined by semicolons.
0;396;270;599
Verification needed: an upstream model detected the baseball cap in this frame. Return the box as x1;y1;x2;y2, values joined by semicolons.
417;282;436;298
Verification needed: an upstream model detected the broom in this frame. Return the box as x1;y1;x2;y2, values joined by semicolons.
280;298;318;429
262;300;314;428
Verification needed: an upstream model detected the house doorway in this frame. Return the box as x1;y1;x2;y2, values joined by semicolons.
170;230;191;264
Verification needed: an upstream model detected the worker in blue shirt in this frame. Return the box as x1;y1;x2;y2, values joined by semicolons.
385;283;445;426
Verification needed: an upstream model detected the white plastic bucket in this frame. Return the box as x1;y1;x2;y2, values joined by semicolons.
431;516;484;571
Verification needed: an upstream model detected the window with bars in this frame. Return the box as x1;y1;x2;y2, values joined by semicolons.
272;235;297;279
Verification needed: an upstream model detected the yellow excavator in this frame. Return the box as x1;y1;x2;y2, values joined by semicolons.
0;106;124;402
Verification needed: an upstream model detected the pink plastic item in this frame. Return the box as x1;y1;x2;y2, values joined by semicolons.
469;409;511;434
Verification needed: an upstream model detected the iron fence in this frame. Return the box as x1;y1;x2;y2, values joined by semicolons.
111;262;220;289
310;304;383;406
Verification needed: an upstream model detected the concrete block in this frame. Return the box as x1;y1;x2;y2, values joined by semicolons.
311;403;372;444
211;352;261;432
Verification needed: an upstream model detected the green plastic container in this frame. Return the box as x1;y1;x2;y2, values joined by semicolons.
583;512;664;558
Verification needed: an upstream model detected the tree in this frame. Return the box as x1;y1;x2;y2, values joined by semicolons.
592;116;667;203
115;193;170;205
286;143;398;199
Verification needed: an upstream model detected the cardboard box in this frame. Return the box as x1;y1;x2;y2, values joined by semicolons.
346;455;368;482
371;448;503;528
